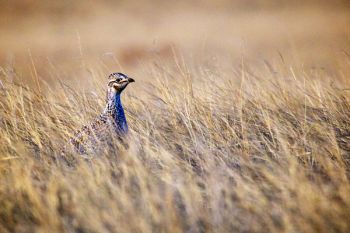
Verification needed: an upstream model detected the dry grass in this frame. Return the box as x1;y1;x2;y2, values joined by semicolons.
1;1;350;232
0;52;350;233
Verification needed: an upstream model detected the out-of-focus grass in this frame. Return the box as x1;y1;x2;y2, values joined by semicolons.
0;53;350;232
1;1;349;72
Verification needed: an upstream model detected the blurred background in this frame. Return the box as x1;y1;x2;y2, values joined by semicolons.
0;0;349;79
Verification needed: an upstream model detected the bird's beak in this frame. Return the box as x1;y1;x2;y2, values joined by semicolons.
128;77;135;83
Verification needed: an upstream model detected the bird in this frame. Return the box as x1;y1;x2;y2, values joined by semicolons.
67;72;135;154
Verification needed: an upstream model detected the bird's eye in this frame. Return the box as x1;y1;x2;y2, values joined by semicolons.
115;78;121;82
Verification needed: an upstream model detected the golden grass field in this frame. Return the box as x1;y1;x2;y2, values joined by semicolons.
1;1;350;233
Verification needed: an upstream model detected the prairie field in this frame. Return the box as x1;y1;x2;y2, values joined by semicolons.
1;1;350;233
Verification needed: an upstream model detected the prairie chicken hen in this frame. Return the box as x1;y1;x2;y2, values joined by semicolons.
67;72;135;154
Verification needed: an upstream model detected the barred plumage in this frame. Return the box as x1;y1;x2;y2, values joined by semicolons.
66;72;135;154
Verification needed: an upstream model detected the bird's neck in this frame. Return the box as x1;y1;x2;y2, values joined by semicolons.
104;93;128;134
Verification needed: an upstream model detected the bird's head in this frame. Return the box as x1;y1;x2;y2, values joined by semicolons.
107;72;135;94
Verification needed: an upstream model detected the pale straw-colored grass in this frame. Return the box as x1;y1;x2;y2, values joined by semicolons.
0;55;350;233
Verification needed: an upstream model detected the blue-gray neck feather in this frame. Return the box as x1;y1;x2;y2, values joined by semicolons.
104;93;128;134
113;94;128;134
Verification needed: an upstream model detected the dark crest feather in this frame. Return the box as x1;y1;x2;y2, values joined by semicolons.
108;72;128;79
